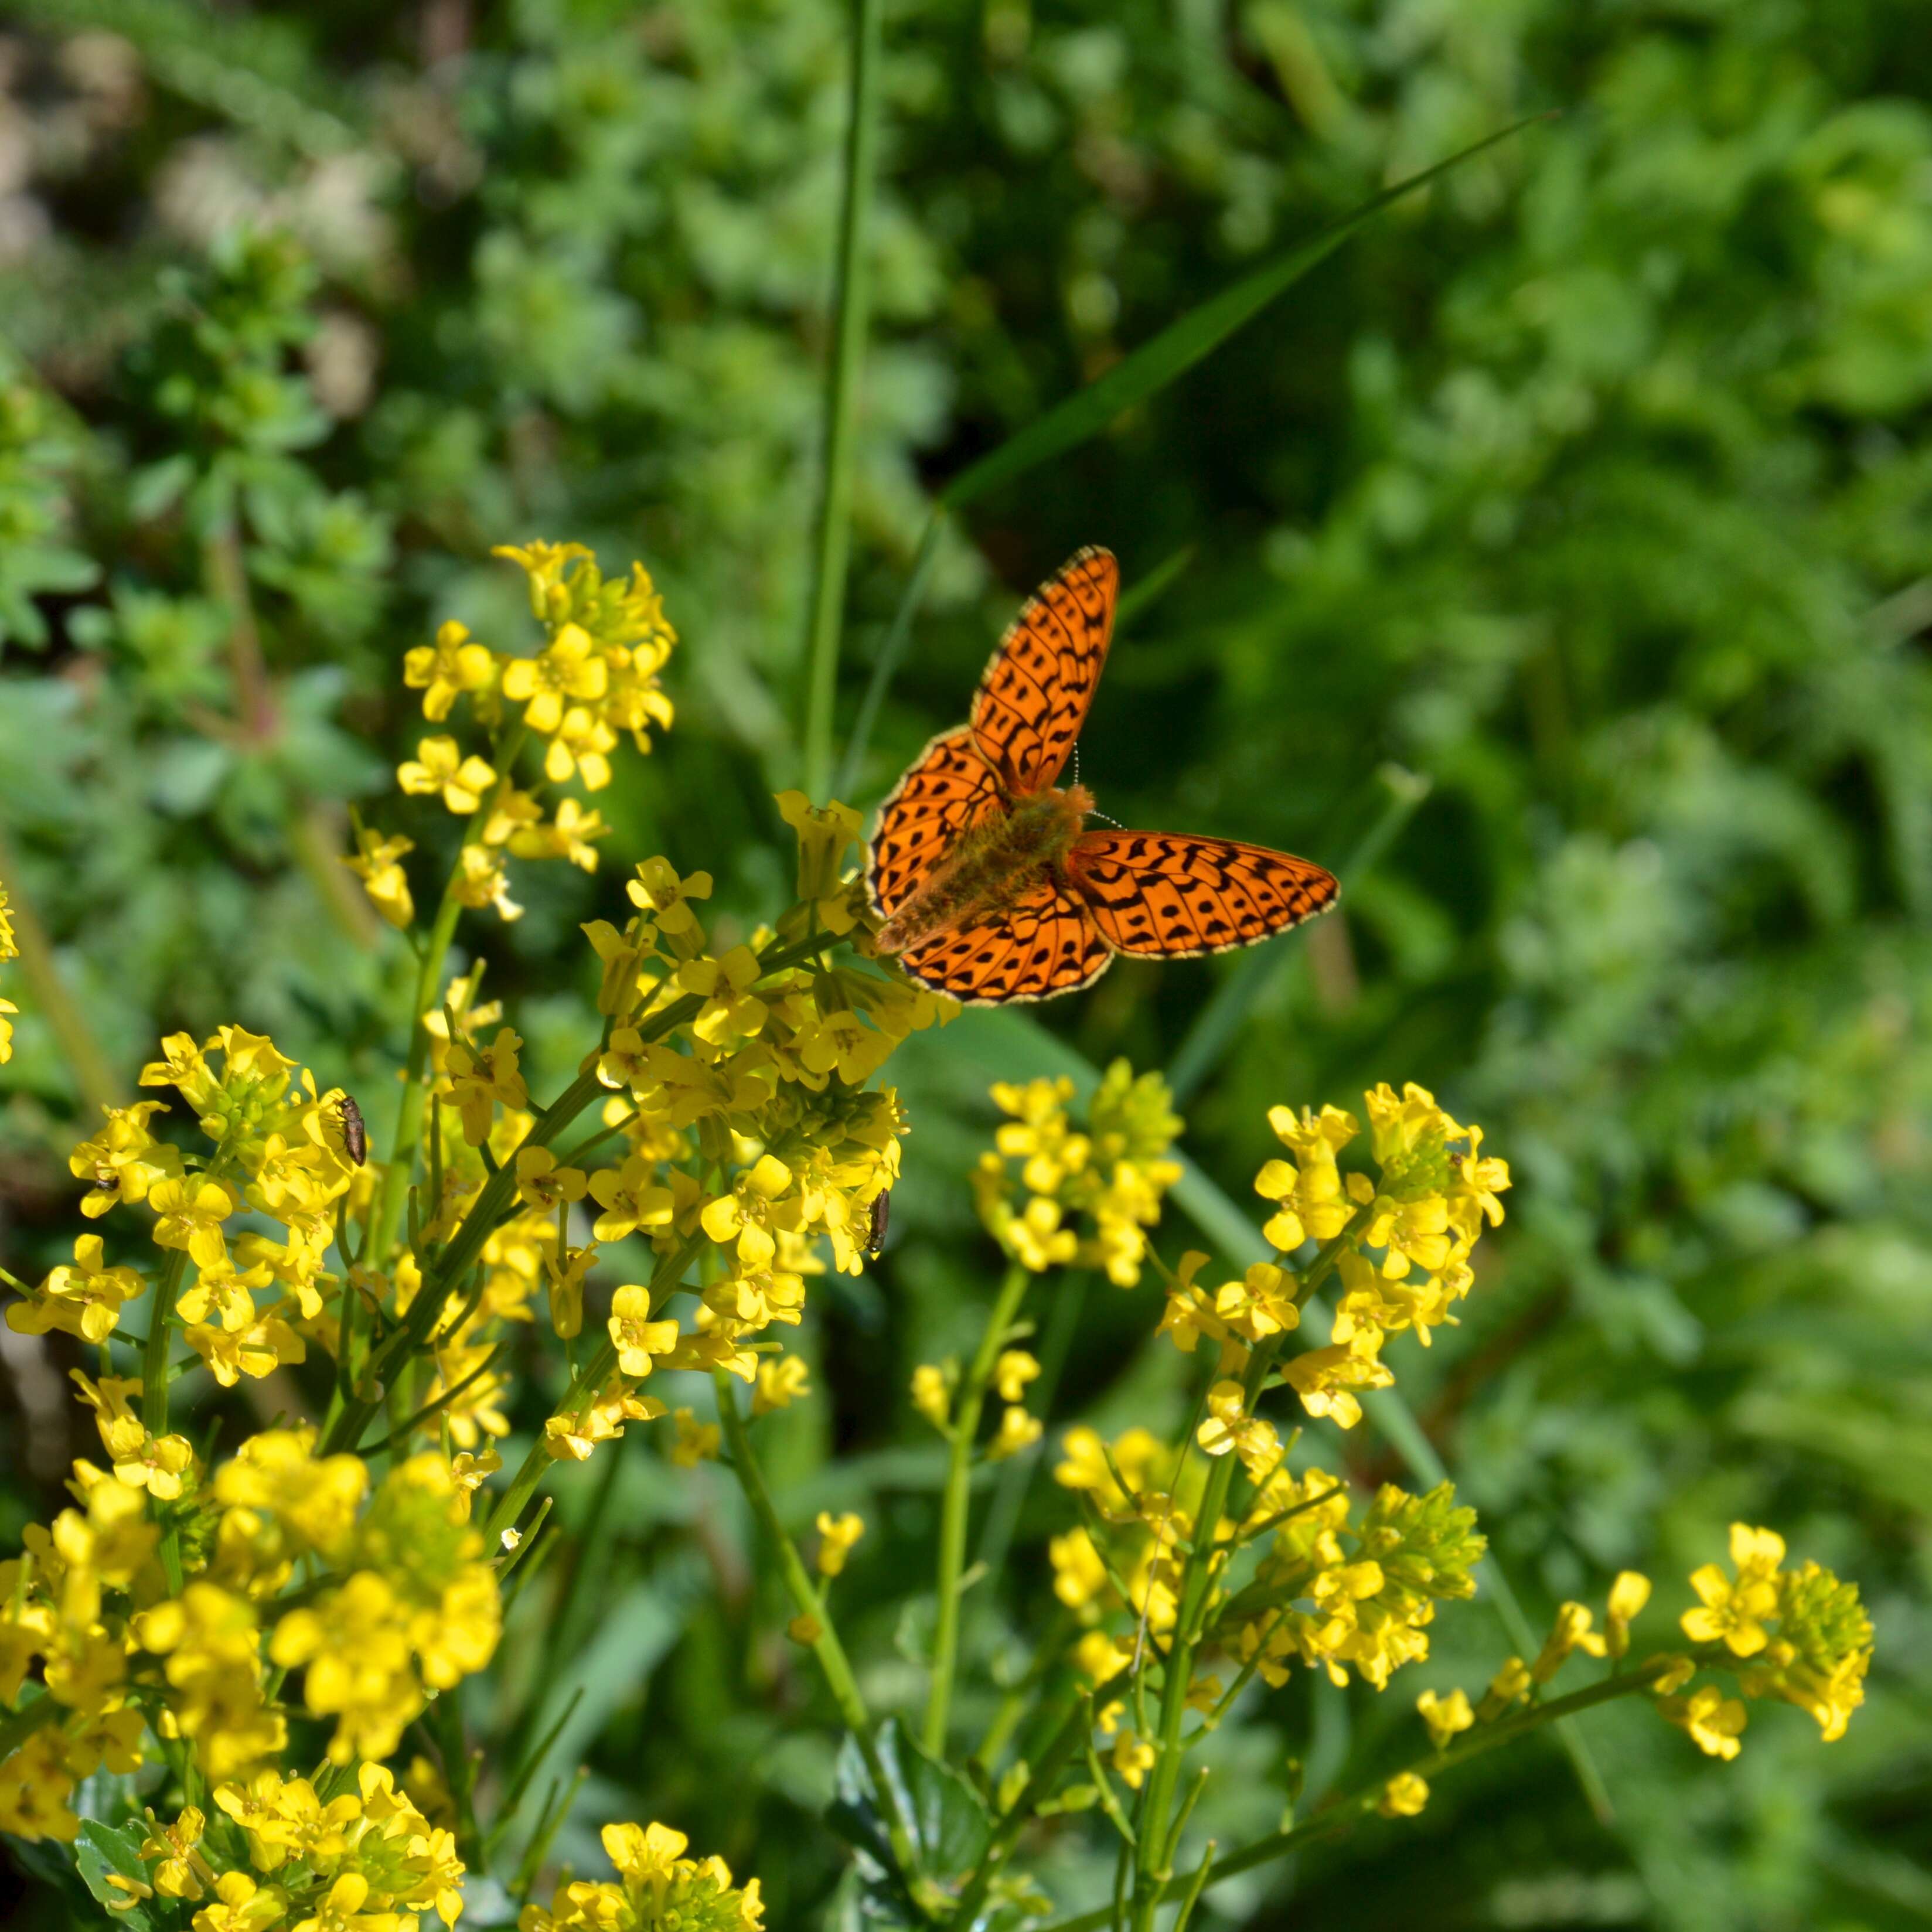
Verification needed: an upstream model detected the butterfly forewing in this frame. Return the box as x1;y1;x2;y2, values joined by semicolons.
970;547;1117;792
1067;829;1338;957
899;878;1112;1004
868;725;1006;919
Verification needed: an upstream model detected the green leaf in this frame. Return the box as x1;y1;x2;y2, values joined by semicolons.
75;1818;156;1931
936;117;1549;512
828;1718;993;1920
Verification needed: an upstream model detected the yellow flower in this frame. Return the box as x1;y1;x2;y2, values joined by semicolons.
70;1371;195;1497
1049;1528;1109;1611
1606;1570;1651;1660
1417;1686;1474;1750
627;857;712;937
1195;1379;1280;1478
445;1029;527;1146
1254;1102;1358;1250
184;1315;306;1388
753;1354;812;1416
541;705;618;790
775;791;865;933
1378;1771;1430;1817
699;1155;798;1270
911;1362;953;1430
1214;1261;1301;1343
69;1099;182;1212
449;843;523;921
397;735;498;814
1659;1683;1747;1760
515;1146;588;1214
1477;1655;1532;1722
607;1286;679;1378
1281;1330;1393;1430
994;1350;1040;1404
500;621;608;735
669;1409;720;1467
1111;1728;1155;1790
1681;1523;1786;1657
815;1511;864;1577
149;1174;238;1270
509;796;611;870
544;1243;598;1341
405;619;499;721
7;1234;144;1344
987;1405;1044;1462
1532;1602;1607;1684
679;946;770;1050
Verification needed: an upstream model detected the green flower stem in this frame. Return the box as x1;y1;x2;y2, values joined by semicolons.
799;0;883;801
1131;1337;1280;1924
1047;1655;1695;1932
370;725;529;1266
712;1372;925;1887
925;1259;1031;1756
140;1247;190;1434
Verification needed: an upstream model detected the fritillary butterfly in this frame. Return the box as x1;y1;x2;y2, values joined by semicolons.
868;547;1340;1004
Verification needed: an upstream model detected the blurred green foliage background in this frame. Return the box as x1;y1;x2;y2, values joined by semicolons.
1;1;1928;1927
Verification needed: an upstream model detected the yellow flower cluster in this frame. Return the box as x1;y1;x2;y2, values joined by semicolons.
1156;1082;1509;1428
1225;1470;1485;1691
972;1061;1183;1284
354;543;675;931
1396;1527;1870;1790
106;1763;465;1930
520;1820;762;1932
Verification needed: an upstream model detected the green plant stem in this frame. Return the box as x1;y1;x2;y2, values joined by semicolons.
1046;1657;1691;1932
0;824;122;1116
925;1260;1031;1755
800;0;884;800
1130;1338;1279;1924
370;725;527;1265
712;1372;925;1887
141;1248;189;1434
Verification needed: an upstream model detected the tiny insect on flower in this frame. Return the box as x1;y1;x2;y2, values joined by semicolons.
338;1095;367;1166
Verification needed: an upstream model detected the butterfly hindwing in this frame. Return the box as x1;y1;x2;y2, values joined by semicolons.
970;547;1117;793
1067;829;1339;958
867;726;1006;920
898;878;1113;1005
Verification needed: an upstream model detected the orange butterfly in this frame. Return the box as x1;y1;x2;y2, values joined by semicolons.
868;547;1340;1004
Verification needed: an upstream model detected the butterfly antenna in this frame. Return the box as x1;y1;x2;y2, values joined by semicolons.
1088;809;1124;828
1073;742;1081;788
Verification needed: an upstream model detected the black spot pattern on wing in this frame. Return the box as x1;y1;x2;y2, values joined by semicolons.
1067;830;1338;958
867;727;1006;919
970;548;1117;793
898;879;1114;1005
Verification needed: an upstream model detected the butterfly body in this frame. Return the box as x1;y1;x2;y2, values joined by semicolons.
875;776;1093;956
867;547;1340;1005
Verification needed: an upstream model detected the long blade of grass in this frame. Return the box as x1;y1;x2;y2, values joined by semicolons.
1166;763;1431;1105
832;507;943;802
801;0;885;801
936;117;1546;513
831;117;1545;798
911;1005;1619;1828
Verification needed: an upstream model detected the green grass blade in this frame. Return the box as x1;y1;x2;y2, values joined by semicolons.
1166;763;1432;1105
1114;544;1198;629
833;507;943;803
910;1003;1619;1828
801;0;885;801
936;117;1549;513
